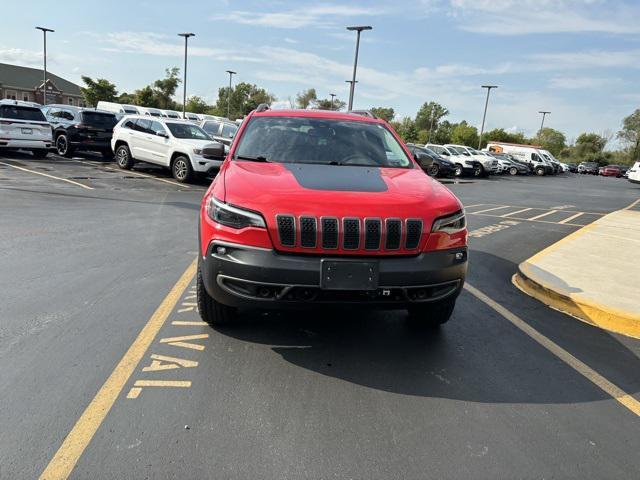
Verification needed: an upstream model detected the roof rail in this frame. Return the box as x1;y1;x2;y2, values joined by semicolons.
347;109;377;119
255;103;270;113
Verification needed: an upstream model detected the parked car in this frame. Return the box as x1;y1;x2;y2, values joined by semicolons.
445;144;499;176
425;143;482;177
184;112;202;123
197;106;468;326
406;143;455;177
627;162;640;184
578;161;599;174
0;99;52;157
200;118;239;147
160;109;181;119
111;115;226;183
566;163;578;173
488;152;529;175
601;165;622;177
42;105;118;158
96;101;140;115
137;107;163;118
486;143;553;176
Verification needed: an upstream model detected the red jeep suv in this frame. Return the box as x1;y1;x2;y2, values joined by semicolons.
197;107;468;327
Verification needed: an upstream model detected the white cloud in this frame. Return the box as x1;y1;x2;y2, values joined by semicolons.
447;0;640;35
548;76;620;89
530;49;640;70
283;37;298;44
0;47;42;65
211;4;384;29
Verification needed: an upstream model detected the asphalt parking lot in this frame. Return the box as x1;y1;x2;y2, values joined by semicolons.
1;151;640;479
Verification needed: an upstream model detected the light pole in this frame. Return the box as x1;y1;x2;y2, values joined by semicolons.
329;93;336;110
225;70;236;119
35;27;54;105
178;33;195;119
346;25;372;111
478;85;497;149
538;111;550;141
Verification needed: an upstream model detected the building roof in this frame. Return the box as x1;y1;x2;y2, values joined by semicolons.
0;63;82;96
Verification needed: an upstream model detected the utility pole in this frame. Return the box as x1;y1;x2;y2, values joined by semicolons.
478;85;498;149
178;33;195;119
225;70;236;118
329;93;336;110
538;111;551;141
427;112;436;144
35;27;54;105
346;25;372;111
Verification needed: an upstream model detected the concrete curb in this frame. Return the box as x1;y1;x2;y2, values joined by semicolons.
513;269;640;340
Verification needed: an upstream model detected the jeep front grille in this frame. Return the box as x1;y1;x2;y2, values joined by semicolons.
276;215;423;251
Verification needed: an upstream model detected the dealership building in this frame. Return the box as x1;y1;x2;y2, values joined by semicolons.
0;62;85;106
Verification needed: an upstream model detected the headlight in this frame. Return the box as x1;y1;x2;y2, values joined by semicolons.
431;210;466;234
206;197;266;229
193;148;203;155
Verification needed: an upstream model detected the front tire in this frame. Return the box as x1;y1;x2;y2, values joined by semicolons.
535;166;545;176
172;155;194;183
197;267;237;326
509;166;518;176
454;164;463;177
55;134;74;158
427;163;440;177
115;144;134;169
31;149;48;158
407;296;456;328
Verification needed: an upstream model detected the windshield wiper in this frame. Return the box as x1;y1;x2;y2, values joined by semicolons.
234;155;270;163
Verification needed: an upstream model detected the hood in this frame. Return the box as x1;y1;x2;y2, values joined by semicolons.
220;161;462;254
176;138;220;149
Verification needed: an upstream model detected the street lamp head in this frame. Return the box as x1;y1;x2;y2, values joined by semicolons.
35;26;55;33
178;32;195;38
346;25;372;32
481;85;498;89
539;110;551;114
226;70;237;75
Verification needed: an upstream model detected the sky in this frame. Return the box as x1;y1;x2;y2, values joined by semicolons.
1;0;639;142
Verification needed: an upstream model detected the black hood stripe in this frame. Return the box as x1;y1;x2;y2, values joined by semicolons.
283;164;388;192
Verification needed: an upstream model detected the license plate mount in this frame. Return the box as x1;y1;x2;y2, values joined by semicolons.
320;260;379;290
21;128;32;134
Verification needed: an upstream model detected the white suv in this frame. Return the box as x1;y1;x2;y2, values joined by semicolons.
111;115;225;183
0;99;52;157
445;144;499;175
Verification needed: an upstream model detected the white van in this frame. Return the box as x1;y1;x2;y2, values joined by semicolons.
137;107;163;118
486;142;553;176
160;109;181;119
628;161;640;184
96;101;140;116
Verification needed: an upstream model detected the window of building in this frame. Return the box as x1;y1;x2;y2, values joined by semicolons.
23;93;30;102
68;98;74;105
6;90;17;100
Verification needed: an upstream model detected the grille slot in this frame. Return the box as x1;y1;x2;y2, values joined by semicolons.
277;215;296;247
385;219;402;250
364;219;382;250
300;216;317;248
343;218;360;250
321;217;339;249
405;219;423;249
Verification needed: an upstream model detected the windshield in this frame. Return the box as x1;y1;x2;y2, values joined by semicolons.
221;123;238;139
81;111;117;128
451;147;470;156
123;107;138;114
202;121;222;135
234;116;412;168
166;113;180;118
0;105;46;122
166;123;211;140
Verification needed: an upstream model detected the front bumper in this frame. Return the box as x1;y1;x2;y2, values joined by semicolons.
200;241;467;308
192;154;223;173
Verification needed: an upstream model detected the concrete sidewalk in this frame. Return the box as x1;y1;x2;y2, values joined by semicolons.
514;205;640;339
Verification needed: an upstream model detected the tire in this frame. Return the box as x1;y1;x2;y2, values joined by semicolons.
197;266;237;326
454;164;463;177
31;149;48;158
55;134;74;158
473;165;482;177
427;163;440;177
509;166;518;176
172;155;194;183
407;296;457;328
115;144;134;170
535;166;545;176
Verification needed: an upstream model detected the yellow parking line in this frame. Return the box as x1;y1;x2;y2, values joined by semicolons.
526;210;557;221
38;258;197;480
0;161;93;190
501;207;532;218
464;283;640;418
558;212;585;224
70;159;189;188
623;198;640;210
471;205;511;214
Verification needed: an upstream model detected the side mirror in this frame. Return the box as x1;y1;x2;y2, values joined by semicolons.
203;142;226;160
156;131;168;138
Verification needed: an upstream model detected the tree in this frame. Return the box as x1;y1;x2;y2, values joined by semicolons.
153;67;181;109
213;82;275;119
482;128;528;146
392;117;418;143
134;86;158;108
431;120;455;145
117;92;136;105
315;97;346;111
185;96;210;114
370;107;395;122
618;108;640;162
414;102;449;132
80;76;117;107
450;121;479;147
538;127;566;156
295;88;317;109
